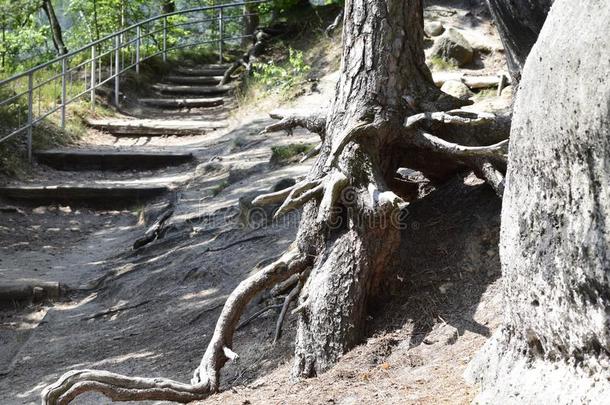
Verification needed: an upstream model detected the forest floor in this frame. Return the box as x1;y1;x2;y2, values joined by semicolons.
0;1;511;404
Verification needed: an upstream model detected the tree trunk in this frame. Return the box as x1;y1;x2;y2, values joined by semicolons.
485;0;553;84
242;3;259;47
467;0;610;402
41;0;68;55
291;0;441;377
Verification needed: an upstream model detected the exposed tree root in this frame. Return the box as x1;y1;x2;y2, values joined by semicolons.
273;280;303;343
474;159;506;196
300;142;322;162
325;10;344;36
237;304;283;330
220;30;269;85
41;370;209;405
261;109;327;138
42;248;310;404
413;131;508;160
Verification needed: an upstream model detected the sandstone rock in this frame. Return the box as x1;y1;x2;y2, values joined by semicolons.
424;21;444;37
440;80;473;100
431;28;473;67
466;1;610;402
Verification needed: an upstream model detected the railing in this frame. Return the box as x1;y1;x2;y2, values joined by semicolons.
0;1;267;161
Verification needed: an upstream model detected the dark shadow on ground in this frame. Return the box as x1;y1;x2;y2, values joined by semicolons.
368;174;502;349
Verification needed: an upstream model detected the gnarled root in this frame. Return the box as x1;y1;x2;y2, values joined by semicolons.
41;370;209;405
42;248;310;405
403;110;510;195
261;109;327;138
191;247;309;389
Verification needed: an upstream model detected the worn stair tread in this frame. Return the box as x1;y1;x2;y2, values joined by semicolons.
86;118;227;136
139;97;225;108
0;183;170;204
35;149;194;171
152;83;234;96
173;65;230;76
164;75;224;85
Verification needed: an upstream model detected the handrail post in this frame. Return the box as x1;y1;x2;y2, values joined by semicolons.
115;35;121;107
136;25;141;74
162;17;167;62
27;72;33;162
218;7;224;63
61;58;67;130
90;46;96;110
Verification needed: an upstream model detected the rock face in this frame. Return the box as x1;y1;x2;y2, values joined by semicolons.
431;27;473;67
440;80;473;100
466;0;610;403
424;21;444;37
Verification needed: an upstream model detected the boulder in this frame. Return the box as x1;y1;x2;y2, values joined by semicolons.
440;80;473;100
431;28;474;67
424;21;444;37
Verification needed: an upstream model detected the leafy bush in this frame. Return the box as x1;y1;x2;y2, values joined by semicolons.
252;48;310;93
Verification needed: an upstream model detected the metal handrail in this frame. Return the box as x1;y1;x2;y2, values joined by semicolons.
0;0;268;161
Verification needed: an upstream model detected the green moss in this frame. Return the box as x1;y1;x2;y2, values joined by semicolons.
212;180;230;196
270;143;315;165
428;55;459;71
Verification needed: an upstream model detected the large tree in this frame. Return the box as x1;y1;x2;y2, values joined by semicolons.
467;0;610;401
41;0;510;403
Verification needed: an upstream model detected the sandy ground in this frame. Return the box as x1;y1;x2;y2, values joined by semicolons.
0;1;511;404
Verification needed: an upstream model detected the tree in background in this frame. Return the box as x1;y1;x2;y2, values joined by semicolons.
41;0;68;55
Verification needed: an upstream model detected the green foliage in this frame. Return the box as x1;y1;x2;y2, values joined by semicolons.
252;48;310;93
428;55;459;71
270;143;315;165
211;180;230;196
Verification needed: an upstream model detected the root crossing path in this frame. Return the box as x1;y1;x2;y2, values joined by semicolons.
0;59;334;404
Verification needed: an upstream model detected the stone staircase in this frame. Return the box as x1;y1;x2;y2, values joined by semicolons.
0;63;235;207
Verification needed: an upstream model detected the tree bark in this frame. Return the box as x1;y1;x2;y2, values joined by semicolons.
242;3;259;47
41;0;68;55
485;0;553;84
467;0;610;402
291;0;448;377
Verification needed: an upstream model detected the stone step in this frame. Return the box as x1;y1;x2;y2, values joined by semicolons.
0;184;169;206
173;65;229;77
164;75;224;85
152;83;234;96
86;118;227;136
139;97;225;109
35;149;194;171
